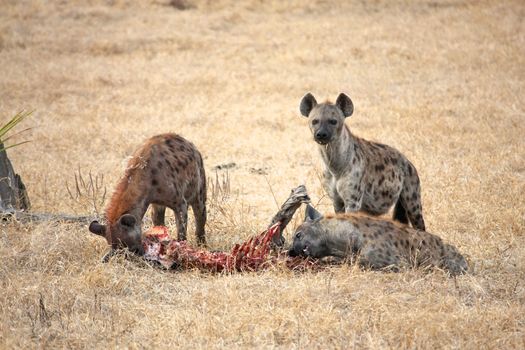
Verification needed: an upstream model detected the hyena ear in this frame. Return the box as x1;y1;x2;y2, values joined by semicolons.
119;214;137;228
299;93;318;117
335;93;354;117
305;204;323;222
89;221;106;237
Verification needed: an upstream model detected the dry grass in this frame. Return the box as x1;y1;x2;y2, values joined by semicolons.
1;0;524;348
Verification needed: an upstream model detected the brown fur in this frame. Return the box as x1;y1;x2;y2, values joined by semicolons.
89;133;207;259
105;151;149;225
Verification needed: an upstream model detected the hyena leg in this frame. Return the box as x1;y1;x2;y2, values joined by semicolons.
400;179;426;231
151;204;166;226
392;198;409;225
333;196;345;213
101;248;117;263
336;176;364;213
191;200;207;246
440;243;468;276
173;199;188;241
323;170;344;213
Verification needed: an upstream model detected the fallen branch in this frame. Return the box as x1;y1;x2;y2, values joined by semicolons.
1;211;94;224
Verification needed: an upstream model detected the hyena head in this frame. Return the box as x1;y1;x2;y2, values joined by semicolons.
289;204;329;258
88;214;144;255
299;92;354;145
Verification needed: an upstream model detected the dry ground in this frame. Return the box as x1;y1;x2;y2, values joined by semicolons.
1;0;524;348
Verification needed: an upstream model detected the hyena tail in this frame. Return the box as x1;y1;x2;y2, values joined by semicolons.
393;198;409;225
441;243;468;276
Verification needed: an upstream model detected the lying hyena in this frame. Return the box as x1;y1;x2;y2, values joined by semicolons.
289;205;467;275
299;92;425;230
89;133;207;260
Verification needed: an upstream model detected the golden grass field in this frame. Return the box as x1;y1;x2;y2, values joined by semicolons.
1;0;524;348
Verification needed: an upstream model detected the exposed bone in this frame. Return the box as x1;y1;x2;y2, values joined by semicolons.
267;185;311;245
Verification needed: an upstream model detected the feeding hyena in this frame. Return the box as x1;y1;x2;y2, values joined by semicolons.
299;92;426;230
289;205;467;276
88;133;207;260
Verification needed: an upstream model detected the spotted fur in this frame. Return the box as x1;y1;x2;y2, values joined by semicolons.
289;205;467;276
299;92;425;230
89;133;207;259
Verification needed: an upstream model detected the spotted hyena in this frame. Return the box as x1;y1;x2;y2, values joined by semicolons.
299;92;425;230
89;133;207;259
289;205;467;276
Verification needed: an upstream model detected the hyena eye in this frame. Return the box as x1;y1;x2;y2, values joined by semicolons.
329;119;337;125
295;231;302;239
311;119;319;125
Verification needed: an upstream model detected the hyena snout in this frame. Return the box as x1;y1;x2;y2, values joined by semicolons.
125;239;145;256
314;129;331;144
287;247;299;257
288;242;308;257
89;214;145;257
288;231;309;257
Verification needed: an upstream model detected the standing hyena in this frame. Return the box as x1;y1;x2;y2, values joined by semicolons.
289;205;467;276
299;92;425;230
89;133;207;259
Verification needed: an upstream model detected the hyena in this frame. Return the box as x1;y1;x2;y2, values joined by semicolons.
289;205;468;276
299;92;425;230
89;133;207;259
